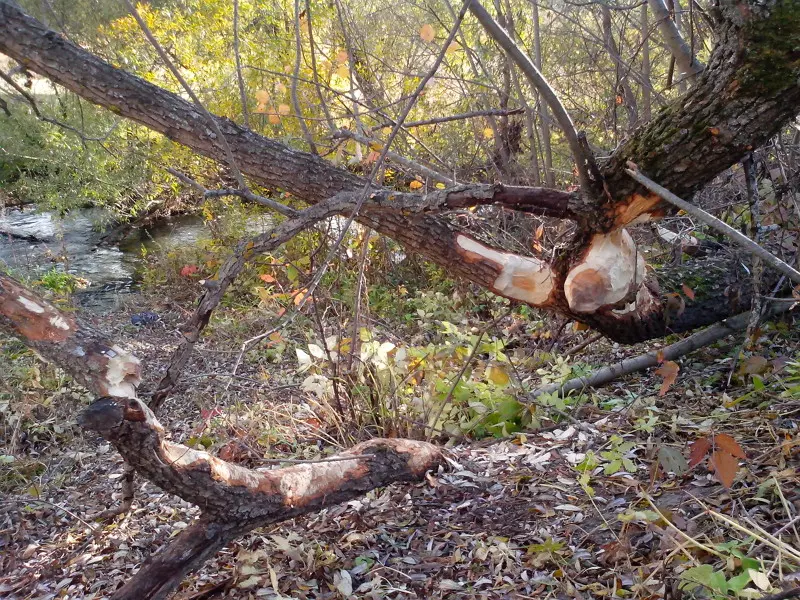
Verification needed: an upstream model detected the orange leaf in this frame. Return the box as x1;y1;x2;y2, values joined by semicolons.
573;322;590;331
259;273;276;283
180;265;199;277
535;224;544;240
278;103;291;116
656;350;665;364
713;433;746;459
655;360;679;396
419;23;435;42
409;180;423;190
688;437;711;468
710;450;739;488
681;284;695;300
268;114;281;125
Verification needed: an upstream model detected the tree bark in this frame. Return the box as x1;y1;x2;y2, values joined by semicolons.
0;273;442;600
1;0;798;343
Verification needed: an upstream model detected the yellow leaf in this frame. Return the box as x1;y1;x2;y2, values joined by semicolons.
382;127;392;135
336;49;348;64
409;180;423;190
446;42;459;54
487;365;510;386
255;89;270;104
420;23;435;42
435;182;446;189
483;127;494;139
369;141;383;151
268;114;281;125
278;103;291;116
335;64;350;79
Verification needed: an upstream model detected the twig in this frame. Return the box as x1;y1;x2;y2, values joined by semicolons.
564;333;603;357
123;0;248;191
291;0;318;154
469;1;593;194
369;107;525;131
626;167;800;284
426;310;508;441
232;0;249;129
332;129;454;185
165;168;298;217
304;0;335;132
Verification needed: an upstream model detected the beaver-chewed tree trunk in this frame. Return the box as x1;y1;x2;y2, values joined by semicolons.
0;1;797;342
0;273;442;600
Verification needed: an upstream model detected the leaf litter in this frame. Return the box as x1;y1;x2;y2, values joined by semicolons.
0;299;798;599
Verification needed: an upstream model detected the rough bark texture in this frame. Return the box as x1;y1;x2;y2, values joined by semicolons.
79;397;440;523
602;1;800;226
0;273;141;397
0;274;442;600
1;0;798;343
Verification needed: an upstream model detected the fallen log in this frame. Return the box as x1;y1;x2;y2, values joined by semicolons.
0;272;442;599
527;300;795;400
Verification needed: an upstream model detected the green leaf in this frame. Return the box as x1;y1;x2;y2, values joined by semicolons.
727;570;751;592
658;446;689;476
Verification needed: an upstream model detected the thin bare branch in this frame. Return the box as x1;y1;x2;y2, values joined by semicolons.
232;0;249;129
647;0;704;81
469;0;593;193
122;0;248;190
626;167;800;284
332;129;455;185
369;107;524;131
528;300;793;399
292;0;318;154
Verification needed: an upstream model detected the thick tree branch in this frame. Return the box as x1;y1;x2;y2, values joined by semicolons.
0;274;141;398
648;0;704;81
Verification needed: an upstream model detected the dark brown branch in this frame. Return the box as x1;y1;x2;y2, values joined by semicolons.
369;107;525;131
76;395;441;599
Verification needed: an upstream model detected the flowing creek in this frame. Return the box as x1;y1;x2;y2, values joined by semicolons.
0;206;207;311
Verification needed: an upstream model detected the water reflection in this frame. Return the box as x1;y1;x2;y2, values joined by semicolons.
0;206;207;311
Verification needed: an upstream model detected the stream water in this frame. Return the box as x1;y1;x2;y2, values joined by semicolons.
0;206;207;311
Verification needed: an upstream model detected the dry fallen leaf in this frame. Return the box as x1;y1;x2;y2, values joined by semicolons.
710;449;739;488
655;360;679;396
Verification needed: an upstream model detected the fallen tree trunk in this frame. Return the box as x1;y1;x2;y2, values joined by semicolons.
2;0;798;343
79;397;440;600
0;273;441;599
